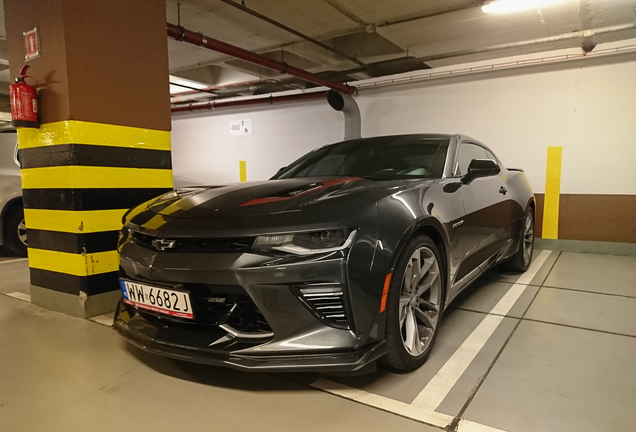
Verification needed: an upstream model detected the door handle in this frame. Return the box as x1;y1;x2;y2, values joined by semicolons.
499;186;508;195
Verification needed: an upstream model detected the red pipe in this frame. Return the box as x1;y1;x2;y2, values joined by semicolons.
171;91;328;113
167;23;356;95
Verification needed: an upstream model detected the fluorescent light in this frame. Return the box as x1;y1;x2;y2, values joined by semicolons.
481;0;563;14
169;75;209;95
169;84;186;94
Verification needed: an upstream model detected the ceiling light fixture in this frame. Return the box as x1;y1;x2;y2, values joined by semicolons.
169;75;210;95
481;0;564;14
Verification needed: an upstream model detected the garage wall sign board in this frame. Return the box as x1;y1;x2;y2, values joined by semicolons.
229;119;252;136
23;27;41;60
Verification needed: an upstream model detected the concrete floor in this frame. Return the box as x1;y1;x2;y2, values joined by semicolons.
1;250;635;432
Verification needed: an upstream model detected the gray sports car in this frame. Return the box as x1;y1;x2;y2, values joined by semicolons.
113;134;535;373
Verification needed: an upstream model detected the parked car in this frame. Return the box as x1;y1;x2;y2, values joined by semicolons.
0;132;26;256
113;134;535;373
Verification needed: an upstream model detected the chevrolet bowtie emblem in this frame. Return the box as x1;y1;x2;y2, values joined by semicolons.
151;239;176;251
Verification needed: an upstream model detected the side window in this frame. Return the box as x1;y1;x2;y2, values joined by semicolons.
454;144;488;176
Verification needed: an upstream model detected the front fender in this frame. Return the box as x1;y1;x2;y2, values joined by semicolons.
373;185;455;276
370;186;456;335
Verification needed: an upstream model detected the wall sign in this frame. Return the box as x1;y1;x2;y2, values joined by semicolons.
229;119;252;136
24;27;41;61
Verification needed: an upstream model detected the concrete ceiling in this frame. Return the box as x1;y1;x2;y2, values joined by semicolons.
166;0;636;101
0;0;634;103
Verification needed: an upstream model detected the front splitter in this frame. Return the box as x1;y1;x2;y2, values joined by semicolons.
113;317;387;373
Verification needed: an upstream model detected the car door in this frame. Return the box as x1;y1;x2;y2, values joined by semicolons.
454;143;512;282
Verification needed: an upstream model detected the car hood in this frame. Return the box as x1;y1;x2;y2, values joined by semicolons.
125;177;436;237
147;177;426;219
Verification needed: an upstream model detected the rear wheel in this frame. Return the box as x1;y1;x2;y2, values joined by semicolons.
4;206;27;257
504;208;534;272
382;235;444;372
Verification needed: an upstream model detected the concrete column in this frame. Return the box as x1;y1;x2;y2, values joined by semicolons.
5;0;172;317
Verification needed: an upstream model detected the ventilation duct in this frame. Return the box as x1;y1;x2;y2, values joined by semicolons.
327;90;361;140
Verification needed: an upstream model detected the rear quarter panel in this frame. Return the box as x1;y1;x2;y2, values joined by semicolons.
504;170;535;248
505;170;535;215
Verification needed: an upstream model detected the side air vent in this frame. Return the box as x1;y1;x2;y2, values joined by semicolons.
292;283;350;330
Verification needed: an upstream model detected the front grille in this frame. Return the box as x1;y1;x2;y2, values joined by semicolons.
127;279;271;335
132;231;255;254
292;283;350;330
187;284;271;333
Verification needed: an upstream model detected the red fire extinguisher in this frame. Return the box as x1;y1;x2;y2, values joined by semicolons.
10;65;39;128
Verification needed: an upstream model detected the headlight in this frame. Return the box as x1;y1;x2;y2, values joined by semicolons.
253;229;356;255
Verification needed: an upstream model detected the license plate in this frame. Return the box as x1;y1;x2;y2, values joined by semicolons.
120;280;194;320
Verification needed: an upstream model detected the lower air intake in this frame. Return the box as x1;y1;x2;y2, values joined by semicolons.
292;283;350;330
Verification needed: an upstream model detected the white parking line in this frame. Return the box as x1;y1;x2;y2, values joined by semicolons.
311;250;553;432
457;419;508;432
6;292;31;302
0;258;28;264
411;250;551;410
311;378;455;428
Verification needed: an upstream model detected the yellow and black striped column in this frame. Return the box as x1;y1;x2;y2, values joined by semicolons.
18;121;172;313
5;0;172;316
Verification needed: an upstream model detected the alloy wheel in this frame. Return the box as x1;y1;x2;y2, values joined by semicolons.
398;246;442;357
18;218;27;246
522;214;534;265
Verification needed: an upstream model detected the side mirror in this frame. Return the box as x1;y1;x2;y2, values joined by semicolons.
462;159;500;184
443;182;462;193
14;143;21;168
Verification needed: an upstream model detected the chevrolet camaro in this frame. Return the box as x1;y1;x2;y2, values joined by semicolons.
113;134;535;373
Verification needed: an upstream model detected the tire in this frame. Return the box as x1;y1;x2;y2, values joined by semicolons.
4;205;27;257
382;234;445;372
504;208;534;272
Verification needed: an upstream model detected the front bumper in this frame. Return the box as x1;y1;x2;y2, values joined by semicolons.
115;237;387;372
113;299;387;372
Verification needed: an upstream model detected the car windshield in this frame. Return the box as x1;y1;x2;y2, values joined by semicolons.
275;136;450;180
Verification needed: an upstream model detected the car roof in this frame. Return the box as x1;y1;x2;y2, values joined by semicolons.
335;133;480;142
322;134;493;157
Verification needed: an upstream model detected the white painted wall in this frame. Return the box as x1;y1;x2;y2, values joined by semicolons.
171;102;343;185
171;52;636;195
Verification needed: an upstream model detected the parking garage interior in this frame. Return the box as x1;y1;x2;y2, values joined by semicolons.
1;1;635;431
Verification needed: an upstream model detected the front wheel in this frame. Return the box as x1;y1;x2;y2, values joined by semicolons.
382;235;445;372
504;208;534;272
